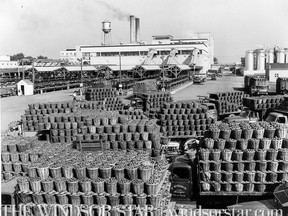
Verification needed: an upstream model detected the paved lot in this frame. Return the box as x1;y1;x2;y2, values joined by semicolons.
0;73;244;134
173;73;244;101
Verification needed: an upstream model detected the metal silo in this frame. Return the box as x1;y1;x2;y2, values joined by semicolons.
257;49;265;70
285;48;288;63
245;50;254;71
277;49;285;63
130;15;135;43
267;49;274;63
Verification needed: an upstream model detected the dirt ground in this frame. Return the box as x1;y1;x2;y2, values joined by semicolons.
0;73;249;134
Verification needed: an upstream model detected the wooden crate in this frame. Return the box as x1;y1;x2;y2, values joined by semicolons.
74;140;104;152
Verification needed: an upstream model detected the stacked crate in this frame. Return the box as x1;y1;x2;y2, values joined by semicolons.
199;122;288;194
158;101;216;137
85;88;117;101
49;110;162;151
242;95;284;110
137;92;173;114
16;149;171;212
22;102;77;132
276;77;288;95
209;92;249;115
1;137;50;182
133;80;158;95
244;75;266;92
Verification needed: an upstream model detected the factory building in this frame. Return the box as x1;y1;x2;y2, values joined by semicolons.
244;47;288;80
61;16;214;74
60;49;77;64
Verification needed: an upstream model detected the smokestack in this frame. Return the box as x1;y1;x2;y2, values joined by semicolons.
130;15;135;43
135;17;140;43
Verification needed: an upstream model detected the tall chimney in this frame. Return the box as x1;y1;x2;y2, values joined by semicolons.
130;15;135;43
135;17;140;43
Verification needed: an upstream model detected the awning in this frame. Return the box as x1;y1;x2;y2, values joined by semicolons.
108;65;134;71
65;66;96;72
141;65;161;71
175;64;191;70
34;67;62;72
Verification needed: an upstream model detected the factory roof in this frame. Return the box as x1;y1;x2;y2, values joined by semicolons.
65;66;96;71
268;63;288;70
175;64;191;70
34;67;62;72
108;65;134;71
141;65;161;70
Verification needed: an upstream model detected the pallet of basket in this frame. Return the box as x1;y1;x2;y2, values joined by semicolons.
209;91;249;106
16;149;172;212
158;100;217;137
133;79;158;95
49;112;162;152
22;100;127;132
1;136;51;182
198;122;288;195
242;95;284;110
85;87;117;101
136;92;173;112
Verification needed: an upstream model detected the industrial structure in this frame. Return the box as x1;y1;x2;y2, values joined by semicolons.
60;15;214;75
244;47;288;81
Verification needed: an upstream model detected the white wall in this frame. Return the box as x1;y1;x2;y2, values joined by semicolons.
267;70;288;82
17;81;34;96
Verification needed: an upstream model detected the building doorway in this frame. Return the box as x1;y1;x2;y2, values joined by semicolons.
21;85;25;95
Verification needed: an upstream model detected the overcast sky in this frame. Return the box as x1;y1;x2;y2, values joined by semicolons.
0;0;287;63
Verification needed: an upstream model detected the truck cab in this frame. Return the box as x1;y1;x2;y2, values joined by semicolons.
201;103;218;119
223;109;259;124
265;112;288;125
170;162;194;199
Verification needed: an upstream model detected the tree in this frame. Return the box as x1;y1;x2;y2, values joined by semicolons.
213;57;218;65
37;55;48;59
241;57;245;67
10;53;24;61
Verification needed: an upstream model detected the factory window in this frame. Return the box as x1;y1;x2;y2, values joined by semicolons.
182;50;193;55
140;51;148;56
160;51;170;55
275;73;279;78
101;52;119;56
83;52;90;57
120;51;139;56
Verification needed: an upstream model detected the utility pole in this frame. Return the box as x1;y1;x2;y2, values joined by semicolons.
80;58;83;84
119;54;122;84
22;60;24;80
32;59;35;84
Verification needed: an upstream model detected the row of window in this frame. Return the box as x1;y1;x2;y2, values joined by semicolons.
61;52;76;56
1;62;18;66
82;49;201;57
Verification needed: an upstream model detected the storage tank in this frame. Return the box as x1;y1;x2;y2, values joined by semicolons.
276;49;285;63
135;18;140;42
130;15;135;43
102;21;111;34
257;49;265;70
267;49;274;63
245;50;254;71
284;48;288;63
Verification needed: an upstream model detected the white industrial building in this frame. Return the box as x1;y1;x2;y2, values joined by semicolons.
0;55;19;69
61;16;214;74
265;63;288;82
244;47;288;78
60;49;77;63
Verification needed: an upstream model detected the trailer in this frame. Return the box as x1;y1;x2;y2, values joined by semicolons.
276;77;288;95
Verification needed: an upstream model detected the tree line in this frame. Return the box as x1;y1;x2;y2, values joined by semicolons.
10;53;49;65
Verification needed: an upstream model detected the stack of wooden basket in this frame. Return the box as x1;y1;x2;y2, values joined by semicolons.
199;122;288;194
159;100;216;137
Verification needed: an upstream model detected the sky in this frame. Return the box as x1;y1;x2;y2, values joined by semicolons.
0;0;288;64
